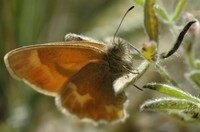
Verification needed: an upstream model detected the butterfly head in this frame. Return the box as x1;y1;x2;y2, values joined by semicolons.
103;38;133;77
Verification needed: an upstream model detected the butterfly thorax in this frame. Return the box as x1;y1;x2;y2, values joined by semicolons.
103;40;133;78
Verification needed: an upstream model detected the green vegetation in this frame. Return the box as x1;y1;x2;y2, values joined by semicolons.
1;0;200;131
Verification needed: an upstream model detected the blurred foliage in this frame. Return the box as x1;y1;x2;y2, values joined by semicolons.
1;0;200;132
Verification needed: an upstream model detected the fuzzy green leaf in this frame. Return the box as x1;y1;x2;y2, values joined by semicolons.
187;70;200;87
171;0;186;21
140;98;200;121
143;83;200;103
144;0;158;42
154;4;170;21
141;98;198;111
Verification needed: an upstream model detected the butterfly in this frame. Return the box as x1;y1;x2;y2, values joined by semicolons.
4;32;143;123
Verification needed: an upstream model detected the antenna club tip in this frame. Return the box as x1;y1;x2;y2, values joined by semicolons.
128;6;135;11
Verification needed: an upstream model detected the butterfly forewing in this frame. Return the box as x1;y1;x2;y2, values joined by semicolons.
4;42;105;96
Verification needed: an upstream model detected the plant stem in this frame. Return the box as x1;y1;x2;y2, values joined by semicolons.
156;63;180;87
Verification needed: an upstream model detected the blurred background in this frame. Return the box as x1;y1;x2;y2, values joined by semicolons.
1;0;200;131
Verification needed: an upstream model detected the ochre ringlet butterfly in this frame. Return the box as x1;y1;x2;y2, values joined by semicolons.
4;6;142;123
3;4;197;123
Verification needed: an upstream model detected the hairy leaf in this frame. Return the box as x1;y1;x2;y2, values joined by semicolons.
143;83;200;103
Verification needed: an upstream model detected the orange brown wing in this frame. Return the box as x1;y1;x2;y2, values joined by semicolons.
4;41;105;96
56;62;127;122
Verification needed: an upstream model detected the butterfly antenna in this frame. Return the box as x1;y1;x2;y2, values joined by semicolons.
113;6;135;43
132;84;143;91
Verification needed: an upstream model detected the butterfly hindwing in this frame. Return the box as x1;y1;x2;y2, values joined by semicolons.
57;61;127;122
